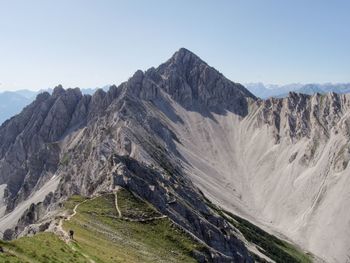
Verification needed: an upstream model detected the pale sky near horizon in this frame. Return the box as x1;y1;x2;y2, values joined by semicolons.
0;0;349;91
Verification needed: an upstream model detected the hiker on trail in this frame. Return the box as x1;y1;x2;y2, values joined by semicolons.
69;230;74;240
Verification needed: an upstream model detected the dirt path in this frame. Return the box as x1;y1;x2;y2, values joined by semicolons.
113;187;167;222
121;215;167;222
52;190;167;263
114;187;122;218
56;198;90;243
113;189;229;259
54;197;98;263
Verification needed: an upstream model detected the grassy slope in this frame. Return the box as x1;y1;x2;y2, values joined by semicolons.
63;190;206;263
0;233;89;263
0;189;206;263
0;189;312;263
226;212;312;263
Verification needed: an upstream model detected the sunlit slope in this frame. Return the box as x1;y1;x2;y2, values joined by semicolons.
0;190;208;263
0;188;313;263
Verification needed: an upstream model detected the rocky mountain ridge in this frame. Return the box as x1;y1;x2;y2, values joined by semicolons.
0;48;257;262
0;48;348;262
0;92;32;125
0;87;107;126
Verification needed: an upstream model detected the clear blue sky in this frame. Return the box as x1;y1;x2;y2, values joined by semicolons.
0;0;349;91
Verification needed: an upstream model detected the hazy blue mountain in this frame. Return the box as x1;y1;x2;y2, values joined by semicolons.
286;83;350;97
14;89;38;99
0;91;31;124
246;83;350;98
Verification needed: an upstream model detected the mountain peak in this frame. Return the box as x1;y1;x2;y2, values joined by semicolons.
153;48;256;115
177;47;194;54
167;48;207;69
173;47;201;59
52;84;65;97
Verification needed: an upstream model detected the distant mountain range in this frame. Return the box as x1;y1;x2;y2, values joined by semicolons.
0;87;110;125
0;91;32;125
245;82;350;99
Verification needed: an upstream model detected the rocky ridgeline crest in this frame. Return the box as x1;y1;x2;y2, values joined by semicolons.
256;91;350;142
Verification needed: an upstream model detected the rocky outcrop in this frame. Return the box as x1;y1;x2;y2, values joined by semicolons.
256;92;350;143
0;85;90;211
4;192;55;240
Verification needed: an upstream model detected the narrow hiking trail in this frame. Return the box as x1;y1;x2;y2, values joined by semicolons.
54;196;98;263
114;186;122;218
112;188;233;259
56;198;91;243
113;187;167;222
51;189;166;263
121;215;168;222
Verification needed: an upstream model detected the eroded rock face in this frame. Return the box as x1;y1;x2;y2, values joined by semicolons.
257;92;350;143
174;90;350;262
0;86;89;211
5;192;55;240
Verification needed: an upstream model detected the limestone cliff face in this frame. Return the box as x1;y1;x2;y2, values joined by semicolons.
0;87;86;210
253;92;350;175
256;92;350;142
